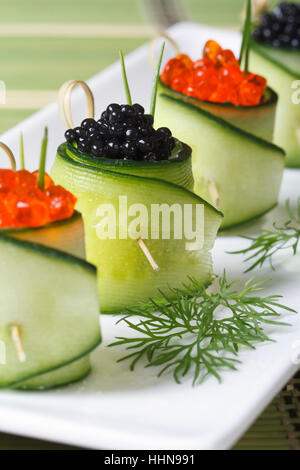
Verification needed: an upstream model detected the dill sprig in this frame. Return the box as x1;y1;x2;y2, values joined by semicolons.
232;199;300;273
109;272;293;385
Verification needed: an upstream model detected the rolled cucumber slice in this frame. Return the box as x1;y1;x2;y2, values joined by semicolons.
66;138;194;192
15;355;91;390
251;41;300;77
51;143;223;314
250;40;300;167
158;80;278;143
0;234;101;388
14;354;91;391
155;94;285;229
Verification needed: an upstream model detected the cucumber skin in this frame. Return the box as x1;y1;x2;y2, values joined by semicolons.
250;41;300;167
15;355;91;391
158;80;278;143
155;94;284;229
51;144;222;314
65;139;194;192
0;233;102;388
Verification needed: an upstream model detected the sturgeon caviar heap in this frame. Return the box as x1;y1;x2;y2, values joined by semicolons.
0;169;77;229
65;104;175;162
253;2;300;49
161;40;267;106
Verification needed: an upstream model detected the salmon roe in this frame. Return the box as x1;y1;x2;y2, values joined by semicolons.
0;169;77;229
161;40;267;106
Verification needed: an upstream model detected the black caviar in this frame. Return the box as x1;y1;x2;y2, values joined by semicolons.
65;103;175;162
253;2;300;49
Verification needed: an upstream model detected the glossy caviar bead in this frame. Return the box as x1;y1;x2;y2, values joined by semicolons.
15;170;36;190
81;118;96;130
109;123;124;137
192;67;218;101
46;185;77;221
121;104;135;116
170;72;190;94
87;132;101;143
161;54;192;90
109;110;122;123
137;138;154;152
91;142;104;157
125;128;139;140
216;49;239;67
203;40;222;62
156;127;172;138
65;129;76;143
77;135;86;144
77;142;90;153
2;192;18;225
0;169;16;192
74;127;82;138
106;140;120;158
97;120;109;135
238;74;267;106
15;193;49;228
0;198;14;227
108;103;121;113
122;141;137;158
175;54;193;69
132;103;145;115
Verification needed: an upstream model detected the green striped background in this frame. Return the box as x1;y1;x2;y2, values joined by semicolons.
0;0;249;133
0;0;299;451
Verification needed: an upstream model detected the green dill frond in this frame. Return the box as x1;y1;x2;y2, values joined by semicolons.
109;273;294;385
232;198;300;272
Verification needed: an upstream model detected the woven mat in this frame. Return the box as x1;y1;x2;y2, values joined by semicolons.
0;0;299;450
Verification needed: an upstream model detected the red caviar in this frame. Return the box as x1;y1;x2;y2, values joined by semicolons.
161;40;267;107
0;169;77;229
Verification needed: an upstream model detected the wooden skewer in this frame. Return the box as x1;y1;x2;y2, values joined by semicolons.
208;181;220;209
58;79;95;129
242;0;269;22
11;324;26;363
0;142;16;171
252;0;269;19
149;33;181;70
138;238;160;272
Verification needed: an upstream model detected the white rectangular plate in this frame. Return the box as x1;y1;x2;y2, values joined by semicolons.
0;22;299;450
